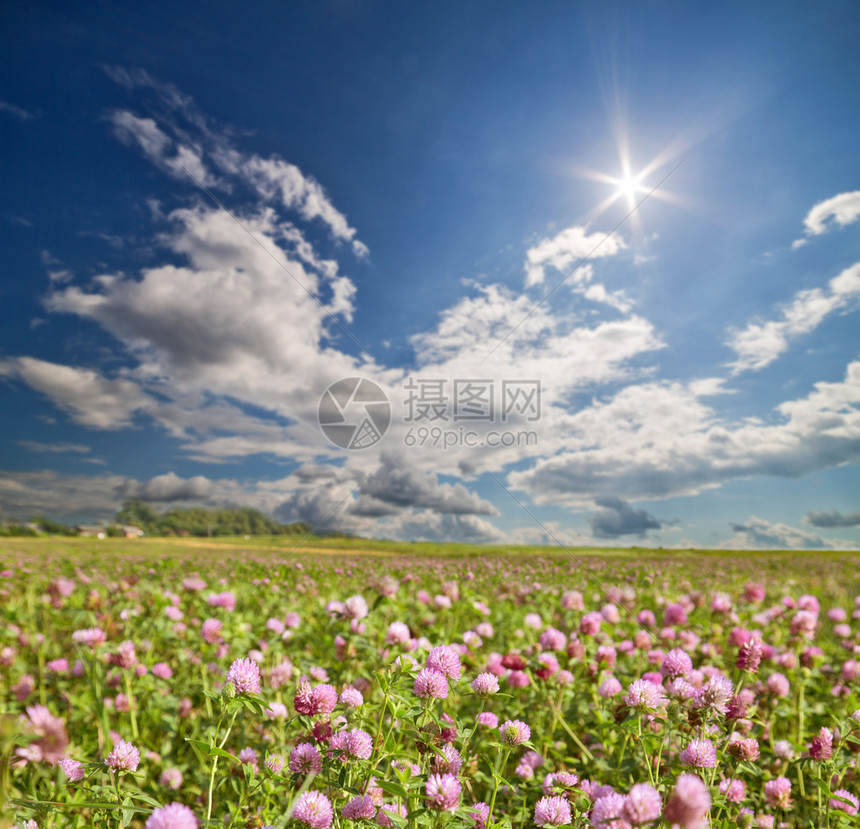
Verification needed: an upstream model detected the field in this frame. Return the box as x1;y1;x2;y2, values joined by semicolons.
2;538;860;829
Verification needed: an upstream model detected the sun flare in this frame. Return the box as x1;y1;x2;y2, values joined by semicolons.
615;173;644;203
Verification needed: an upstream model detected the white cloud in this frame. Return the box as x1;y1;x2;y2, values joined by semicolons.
46;205;366;396
220;152;368;257
33;194;662;485
103;69;368;257
583;283;633;314
110;110;221;188
793;190;860;247
509;359;860;506
720;515;857;551
726;262;860;373
382;512;508;544
524;225;623;287
40;250;73;284
9;70;859;546
0;357;153;429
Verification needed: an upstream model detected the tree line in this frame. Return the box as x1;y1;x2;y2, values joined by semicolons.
0;499;337;538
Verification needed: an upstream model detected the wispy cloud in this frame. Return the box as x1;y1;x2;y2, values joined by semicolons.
726;262;860;373
0;101;34;120
720;515;856;550
793;190;860;248
109;110;221;188
17;440;92;454
103;66;369;257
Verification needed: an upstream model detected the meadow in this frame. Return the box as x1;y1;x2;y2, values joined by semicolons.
2;537;860;828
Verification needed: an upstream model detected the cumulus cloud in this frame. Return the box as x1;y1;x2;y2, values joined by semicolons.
726;262;860;373
270;451;499;536
385;512;508;544
805;509;860;528
292;464;343;482
524;225;623;287
720;515;857;550
116;472;217;503
359;452;498;515
509;359;860;506
30;73;662;488
9;70;860;549
44;204;377;431
0;357;153;429
410;282;661;383
273;479;369;535
589;496;662;538
793;190;860;248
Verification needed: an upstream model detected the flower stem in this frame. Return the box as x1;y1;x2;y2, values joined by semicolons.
487;746;511;828
123;673;138;741
206;707;239;824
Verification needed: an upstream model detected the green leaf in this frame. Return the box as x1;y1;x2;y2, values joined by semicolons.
382;810;408;829
121;795;134;825
376;779;410;800
210;746;240;761
130;792;163;808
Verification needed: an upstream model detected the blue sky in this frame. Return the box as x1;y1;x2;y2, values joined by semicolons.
1;0;859;549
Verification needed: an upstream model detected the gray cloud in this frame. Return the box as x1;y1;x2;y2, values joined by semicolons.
116;472;217;503
805;509;860;528
722;516;856;550
589;496;662;539
359;452;498;516
0;470;127;521
18;440;92;454
386;512;508;544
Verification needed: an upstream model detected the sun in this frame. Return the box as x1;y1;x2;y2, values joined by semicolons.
614;172;645;205
574;147;687;236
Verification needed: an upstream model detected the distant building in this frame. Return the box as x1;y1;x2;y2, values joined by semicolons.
76;525;105;539
121;525;144;538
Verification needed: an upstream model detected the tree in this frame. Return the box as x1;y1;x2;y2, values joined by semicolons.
115;500;159;531
29;515;76;536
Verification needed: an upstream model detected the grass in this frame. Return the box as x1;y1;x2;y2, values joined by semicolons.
3;534;859;562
